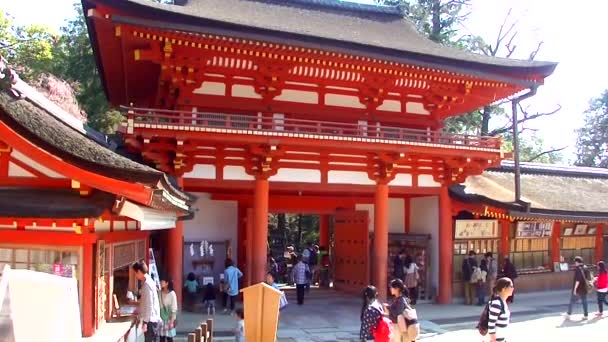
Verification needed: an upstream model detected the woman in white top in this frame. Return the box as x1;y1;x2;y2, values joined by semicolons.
488;277;513;342
403;255;419;305
159;277;178;342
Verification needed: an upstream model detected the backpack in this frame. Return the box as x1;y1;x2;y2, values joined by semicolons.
583;268;594;293
477;297;504;336
373;315;394;342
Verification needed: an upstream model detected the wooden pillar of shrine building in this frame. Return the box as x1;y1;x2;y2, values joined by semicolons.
500;220;511;261
438;185;453;304
167;177;185;303
252;176;270;284
551;221;561;264
373;182;390;300
319;214;330;248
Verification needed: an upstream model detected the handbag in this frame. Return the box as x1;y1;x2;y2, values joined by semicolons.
279;291;289;311
397;297;418;333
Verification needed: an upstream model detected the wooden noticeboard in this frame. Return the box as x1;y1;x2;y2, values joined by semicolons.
515;221;552;238
454;220;498;239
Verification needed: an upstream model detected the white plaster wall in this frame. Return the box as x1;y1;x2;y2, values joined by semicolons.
410;196;439;291
184;165;215;179
184;193;239;263
275;89;319;104
354;198;404;234
269;168;321;183
328;171;375;185
193;81;226;96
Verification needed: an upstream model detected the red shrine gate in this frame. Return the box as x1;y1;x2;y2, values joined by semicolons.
83;0;556;303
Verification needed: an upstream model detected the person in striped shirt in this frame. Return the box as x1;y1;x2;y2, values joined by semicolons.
488;277;513;342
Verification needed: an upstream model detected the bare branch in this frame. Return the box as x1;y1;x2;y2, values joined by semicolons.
504;31;518;58
488;104;562;136
525;146;568;163
528;41;544;61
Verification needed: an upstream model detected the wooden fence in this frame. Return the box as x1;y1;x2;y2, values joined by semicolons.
187;318;214;342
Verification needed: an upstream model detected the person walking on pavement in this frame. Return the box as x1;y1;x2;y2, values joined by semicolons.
223;258;243;314
158;277;178;342
393;250;406;280
461;250;478;305
488;277;513;342
291;255;310;305
594;261;608;316
481;252;498;298
404;255;420;305
500;257;518;304
359;285;385;342
386;279;418;342
132;261;162;342
566;256;590;320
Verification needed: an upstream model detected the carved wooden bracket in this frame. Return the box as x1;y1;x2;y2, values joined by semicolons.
367;152;403;184
253;63;291;103
358;75;395;111
245;144;284;180
423;82;472;113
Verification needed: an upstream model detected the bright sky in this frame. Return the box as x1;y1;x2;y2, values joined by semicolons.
3;0;607;164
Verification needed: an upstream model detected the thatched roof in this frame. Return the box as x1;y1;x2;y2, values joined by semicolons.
451;161;608;219
84;0;557;81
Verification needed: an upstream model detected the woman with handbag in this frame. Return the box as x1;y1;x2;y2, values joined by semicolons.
159;277;178;342
403;255;420;305
386;279;419;342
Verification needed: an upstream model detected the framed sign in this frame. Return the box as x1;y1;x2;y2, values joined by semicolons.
515;221;552;238
574;224;588;235
454;220;498;239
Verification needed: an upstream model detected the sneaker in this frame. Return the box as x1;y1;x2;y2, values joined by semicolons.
582;316;588;320
563;313;571;320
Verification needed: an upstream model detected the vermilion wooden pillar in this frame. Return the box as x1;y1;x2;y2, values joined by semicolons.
237;203;247;274
499;220;511;261
245;208;253;287
82;242;94;337
404;198;411;233
167;177;184;303
252;177;269;284
437;186;453;304
319;214;330;247
596;223;604;263
373;182;389;300
551;221;561;264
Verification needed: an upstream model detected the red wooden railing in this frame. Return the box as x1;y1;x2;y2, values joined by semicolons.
122;106;501;149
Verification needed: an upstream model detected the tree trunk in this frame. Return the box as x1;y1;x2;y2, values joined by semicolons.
481;106;492;136
430;0;443;43
278;213;287;249
297;214;303;250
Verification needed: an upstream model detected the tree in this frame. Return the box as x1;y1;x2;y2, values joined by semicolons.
51;4;121;133
0;10;57;80
575;90;608;167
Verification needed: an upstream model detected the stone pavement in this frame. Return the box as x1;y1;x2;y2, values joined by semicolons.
175;288;583;341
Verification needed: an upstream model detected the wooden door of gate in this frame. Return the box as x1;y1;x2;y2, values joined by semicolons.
333;210;369;294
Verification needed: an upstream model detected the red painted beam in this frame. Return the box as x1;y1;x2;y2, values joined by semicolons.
0;121;154;207
0;229;96;245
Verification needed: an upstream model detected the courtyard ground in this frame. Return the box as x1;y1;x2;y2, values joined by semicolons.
174;288;603;341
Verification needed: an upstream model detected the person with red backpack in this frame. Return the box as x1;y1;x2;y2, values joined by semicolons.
359;285;393;342
594;261;608;316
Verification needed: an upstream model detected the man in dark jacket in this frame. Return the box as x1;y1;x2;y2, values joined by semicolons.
566;256;589;320
393;249;406;279
461;250;478;305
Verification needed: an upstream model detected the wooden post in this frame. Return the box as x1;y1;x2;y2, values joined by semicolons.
195;327;203;342
500;220;511;261
200;322;208;342
373;182;389;300
319;214;330;247
82;242;94;336
596;223;604;263
188;333;196;342
437;186;453;304
242;283;281;342
167;177;185;304
404;197;411;233
551;221;561;264
253;177;270;284
206;318;214;342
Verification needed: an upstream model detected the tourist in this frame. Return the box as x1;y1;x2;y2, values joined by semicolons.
308;244;319;286
266;271;280;290
595;261;608;316
403;255;419;305
234;308;245;342
292;255;310;305
158;277;178;342
461;251;478;305
319;246;331;287
223;258;243;313
566;256;590;320
202;282;216;316
481;252;498;297
219;278;228;312
488;277;513;342
267;254;278;279
359;285;384;341
284;246;297;284
393;250;406;280
132;261;161;342
184;272;198;312
470;266;486;306
500;257;518;303
386;279;419;342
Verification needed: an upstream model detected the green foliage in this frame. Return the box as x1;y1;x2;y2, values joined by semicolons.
575;90;608;167
0;7;120;133
51;4;121;133
0;11;57;80
502;132;563;164
268;214;319;253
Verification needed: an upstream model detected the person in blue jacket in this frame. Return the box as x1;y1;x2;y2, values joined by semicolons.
223;258;243;314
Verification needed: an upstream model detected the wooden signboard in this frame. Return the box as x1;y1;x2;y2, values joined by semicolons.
454;220;498;239
95;240;106;329
515;221;553;238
